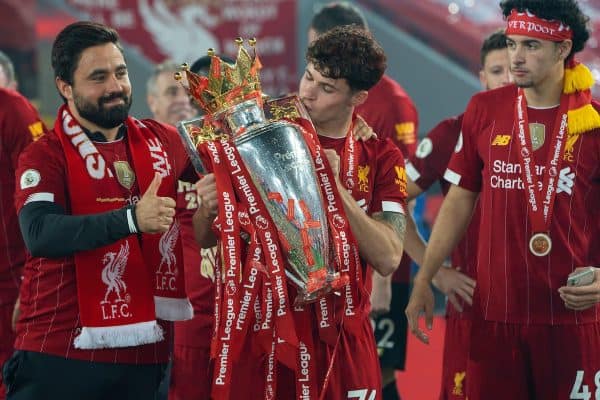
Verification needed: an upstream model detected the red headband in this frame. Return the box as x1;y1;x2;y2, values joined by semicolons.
506;9;573;41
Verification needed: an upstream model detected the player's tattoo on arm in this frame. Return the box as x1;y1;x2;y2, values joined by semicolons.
374;211;407;242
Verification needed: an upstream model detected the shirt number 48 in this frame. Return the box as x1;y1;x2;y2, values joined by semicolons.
570;370;600;399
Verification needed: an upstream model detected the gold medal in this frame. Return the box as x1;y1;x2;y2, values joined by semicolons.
529;233;552;257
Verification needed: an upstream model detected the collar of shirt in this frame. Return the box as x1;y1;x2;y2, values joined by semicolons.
81;124;127;142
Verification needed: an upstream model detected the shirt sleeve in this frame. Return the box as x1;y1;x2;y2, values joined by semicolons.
3;93;47;169
445;98;484;192
381;97;419;158
371;138;408;215
15;135;135;258
407;116;462;191
15;135;67;213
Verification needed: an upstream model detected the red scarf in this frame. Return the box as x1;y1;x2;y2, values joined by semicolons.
55;105;192;349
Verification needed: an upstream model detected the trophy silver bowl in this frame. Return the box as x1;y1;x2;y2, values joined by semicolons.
222;98;336;302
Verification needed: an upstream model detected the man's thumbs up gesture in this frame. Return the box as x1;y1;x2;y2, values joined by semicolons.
134;172;176;233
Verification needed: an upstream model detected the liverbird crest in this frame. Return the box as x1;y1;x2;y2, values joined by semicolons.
175;38;263;116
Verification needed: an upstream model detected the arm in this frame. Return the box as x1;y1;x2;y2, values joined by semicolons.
406;177;424;202
336;187;405;276
5;93;45;169
19;172;175;258
403;211;425;266
326;149;405;276
404;197;475;308
405;184;477;343
417;187;477;282
19;201;136;258
370;272;392;316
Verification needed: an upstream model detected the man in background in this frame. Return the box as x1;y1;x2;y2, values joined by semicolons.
0;52;46;400
146;60;196;128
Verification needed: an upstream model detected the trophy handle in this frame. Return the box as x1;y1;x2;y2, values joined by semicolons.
177;117;208;175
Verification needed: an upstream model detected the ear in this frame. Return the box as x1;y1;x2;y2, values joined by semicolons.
558;40;573;61
350;90;368;107
56;77;73;102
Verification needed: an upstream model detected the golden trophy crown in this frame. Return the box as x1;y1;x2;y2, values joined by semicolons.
175;38;262;116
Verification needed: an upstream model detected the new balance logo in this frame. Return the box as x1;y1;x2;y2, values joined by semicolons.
556;167;575;195
491;135;511;146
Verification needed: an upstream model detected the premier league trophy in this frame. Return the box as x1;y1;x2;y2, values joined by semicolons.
175;39;347;303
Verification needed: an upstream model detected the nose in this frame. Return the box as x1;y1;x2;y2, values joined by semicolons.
300;80;316;101
171;87;191;106
501;70;511;86
106;74;124;93
511;46;525;67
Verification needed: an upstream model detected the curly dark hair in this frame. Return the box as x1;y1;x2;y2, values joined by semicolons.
306;25;386;92
500;0;590;58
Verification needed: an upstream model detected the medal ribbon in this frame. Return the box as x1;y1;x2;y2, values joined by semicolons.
295;307;318;400
514;89;569;236
340;120;360;195
229;208;263;361
209;141;242;400
297;121;362;330
222;139;299;350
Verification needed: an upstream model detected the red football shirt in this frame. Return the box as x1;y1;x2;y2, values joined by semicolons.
14;119;189;363
356;75;419;284
314;134;407;397
447;85;600;325
407;114;479;318
0;88;46;305
356;75;419;158
225;132;408;400
173;179;215;348
319;134;408;315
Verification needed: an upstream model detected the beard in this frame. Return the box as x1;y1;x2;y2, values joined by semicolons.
515;80;534;88
73;90;132;129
